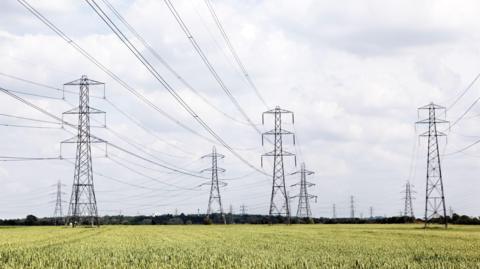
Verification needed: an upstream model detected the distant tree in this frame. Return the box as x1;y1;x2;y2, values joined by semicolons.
203;217;213;225
167;217;184;225
25;215;38;226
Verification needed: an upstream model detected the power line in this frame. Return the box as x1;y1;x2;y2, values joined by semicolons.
447;72;480;110
443;138;480;156
18;0;267;175
0;113;62;125
0;87;64;100
1;83;248;185
0;156;62;161
104;98;195;157
0;123;61;129
98;0;255;126
0;71;64;93
202;0;268;108
17;0;215;145
83;0;268;176
107;154;206;190
163;0;268;139
448;95;480;130
0;86;218;178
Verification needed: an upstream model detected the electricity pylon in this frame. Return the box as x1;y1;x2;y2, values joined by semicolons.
332;203;336;219
402;181;416;218
350;196;355;219
261;106;296;223
416;103;448;228
63;76;106;227
53;180;66;225
201;146;227;224
369;206;373;219
240;204;247;215
229;204;234;224
290;163;317;218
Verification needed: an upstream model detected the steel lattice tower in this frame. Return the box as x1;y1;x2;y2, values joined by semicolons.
416;103;448;228
229;204;234;224
53;180;65;225
261;106;296;223
240;204;247;215
332;204;336;219
402;181;415;218
350;196;355;219
201;146;226;224
63;76;106;227
290;163;317;218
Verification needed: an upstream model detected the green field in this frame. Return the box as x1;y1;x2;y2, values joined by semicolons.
0;224;479;268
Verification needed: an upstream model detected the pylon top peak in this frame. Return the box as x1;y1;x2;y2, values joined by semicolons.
418;103;446;110
64;76;105;86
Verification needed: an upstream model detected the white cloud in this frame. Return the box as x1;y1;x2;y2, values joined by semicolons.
0;0;478;219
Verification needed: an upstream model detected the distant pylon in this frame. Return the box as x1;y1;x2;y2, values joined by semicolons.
290;163;317;218
229;204;234;224
63;76;106;227
53;180;65;225
350;196;355;218
416;103;448;228
201;146;227;224
332;203;336;219
240;204;247;215
402;181;416;218
261;106;296;223
369;206;373;219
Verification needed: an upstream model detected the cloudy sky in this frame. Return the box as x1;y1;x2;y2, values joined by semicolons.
1;0;479;219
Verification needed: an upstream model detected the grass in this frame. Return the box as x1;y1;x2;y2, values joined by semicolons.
0;224;479;268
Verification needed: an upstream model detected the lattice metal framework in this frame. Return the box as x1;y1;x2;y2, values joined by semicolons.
53;180;65;225
63;75;106;227
201;146;226;224
350;196;355;219
240;204;247;215
261;106;296;222
416;102;448;228
402;181;416;218
290;163;316;218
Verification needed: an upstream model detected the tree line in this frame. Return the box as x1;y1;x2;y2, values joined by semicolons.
0;213;479;226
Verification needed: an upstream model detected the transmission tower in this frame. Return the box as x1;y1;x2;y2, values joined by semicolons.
201;146;227;224
261;106;296;223
290;163;317;218
369;206;373;219
53;180;66;225
416;103;448;228
240;204;247;215
350;196;355;219
402;181;416;218
229;204;234;224
63;76;106;227
332;203;336;219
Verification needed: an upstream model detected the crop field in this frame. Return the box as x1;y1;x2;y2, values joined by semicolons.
0;224;479;268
